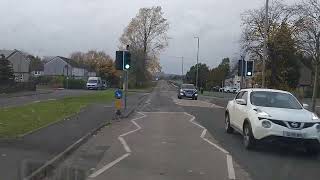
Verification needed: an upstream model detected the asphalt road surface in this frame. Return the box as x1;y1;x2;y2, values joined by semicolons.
47;80;320;180
0;89;96;107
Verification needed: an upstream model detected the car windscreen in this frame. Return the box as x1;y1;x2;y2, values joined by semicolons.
250;91;302;109
88;80;98;83
181;84;195;89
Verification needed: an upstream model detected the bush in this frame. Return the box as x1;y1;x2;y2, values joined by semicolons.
0;82;36;93
63;78;86;89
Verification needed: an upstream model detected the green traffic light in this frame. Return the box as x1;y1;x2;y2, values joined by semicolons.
125;64;130;69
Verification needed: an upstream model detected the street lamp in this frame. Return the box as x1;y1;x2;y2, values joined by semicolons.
194;37;200;89
262;0;269;88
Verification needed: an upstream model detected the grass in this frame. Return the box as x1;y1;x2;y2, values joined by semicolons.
0;90;114;138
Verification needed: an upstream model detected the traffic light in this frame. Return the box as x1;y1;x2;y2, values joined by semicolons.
246;61;254;77
238;60;246;76
115;51;131;70
124;51;131;70
115;51;123;70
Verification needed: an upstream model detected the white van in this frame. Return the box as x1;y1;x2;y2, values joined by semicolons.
86;77;102;90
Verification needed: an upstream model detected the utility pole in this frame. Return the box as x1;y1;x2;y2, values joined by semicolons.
262;0;269;88
194;37;200;89
181;56;184;82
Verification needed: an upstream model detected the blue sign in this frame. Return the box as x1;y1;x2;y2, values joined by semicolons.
114;89;123;99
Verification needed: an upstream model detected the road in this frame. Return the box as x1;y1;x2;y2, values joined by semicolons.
46;80;320;180
0;89;96;107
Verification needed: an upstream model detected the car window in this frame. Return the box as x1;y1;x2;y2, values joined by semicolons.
235;91;243;99
241;91;248;103
250;91;302;109
181;84;195;89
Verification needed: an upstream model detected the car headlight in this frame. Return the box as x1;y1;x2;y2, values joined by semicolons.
254;108;271;117
312;113;319;120
180;89;184;93
261;120;271;128
316;124;320;132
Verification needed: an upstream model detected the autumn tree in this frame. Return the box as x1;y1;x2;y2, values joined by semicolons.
186;63;210;88
120;6;169;86
294;0;320;112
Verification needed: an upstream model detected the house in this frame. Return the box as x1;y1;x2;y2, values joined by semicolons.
29;58;44;77
44;56;94;79
0;49;31;82
224;75;241;88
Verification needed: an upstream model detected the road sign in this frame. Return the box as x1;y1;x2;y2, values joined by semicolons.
114;89;123;99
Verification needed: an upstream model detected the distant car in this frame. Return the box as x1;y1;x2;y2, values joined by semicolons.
223;86;232;93
212;86;220;92
231;87;240;94
86;77;103;90
225;88;320;153
178;84;198;100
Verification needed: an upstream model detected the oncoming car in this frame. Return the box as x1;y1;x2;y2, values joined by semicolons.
178;84;198;100
225;88;320;153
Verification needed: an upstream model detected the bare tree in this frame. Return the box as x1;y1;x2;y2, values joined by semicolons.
241;0;295;63
294;0;320;112
120;6;169;84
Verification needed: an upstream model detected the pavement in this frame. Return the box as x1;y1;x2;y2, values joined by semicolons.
0;92;147;180
0;89;98;108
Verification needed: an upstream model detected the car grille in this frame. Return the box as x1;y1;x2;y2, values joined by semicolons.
268;119;317;129
185;90;194;94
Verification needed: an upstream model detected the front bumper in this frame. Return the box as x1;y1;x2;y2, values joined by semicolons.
179;92;198;98
252;120;320;144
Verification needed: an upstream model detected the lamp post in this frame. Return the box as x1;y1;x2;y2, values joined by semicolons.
194;37;200;89
262;0;269;88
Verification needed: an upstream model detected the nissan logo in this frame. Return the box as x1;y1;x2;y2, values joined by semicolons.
291;122;299;128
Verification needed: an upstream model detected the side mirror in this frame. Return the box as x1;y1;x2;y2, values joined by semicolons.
236;99;247;105
303;103;309;109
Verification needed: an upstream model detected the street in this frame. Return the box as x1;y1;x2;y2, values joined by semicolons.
45;80;320;180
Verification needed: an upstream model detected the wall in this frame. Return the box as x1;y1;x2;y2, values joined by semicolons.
72;67;85;77
44;57;71;76
7;52;30;82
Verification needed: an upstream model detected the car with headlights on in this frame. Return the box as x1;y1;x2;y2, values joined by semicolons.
178;84;198;100
225;88;320;154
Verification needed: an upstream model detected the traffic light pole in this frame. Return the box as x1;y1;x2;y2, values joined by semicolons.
122;51;127;111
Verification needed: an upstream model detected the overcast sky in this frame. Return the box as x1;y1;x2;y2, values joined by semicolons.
0;0;294;74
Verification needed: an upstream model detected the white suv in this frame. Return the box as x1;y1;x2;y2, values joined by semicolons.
225;88;320;153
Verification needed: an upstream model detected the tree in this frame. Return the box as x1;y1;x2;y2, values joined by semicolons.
28;55;43;72
267;23;300;90
70;50;119;86
241;0;296;73
186;63;210;88
0;54;14;84
207;58;230;88
120;6;169;86
294;0;320;112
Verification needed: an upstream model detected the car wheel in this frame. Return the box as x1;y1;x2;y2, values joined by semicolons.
194;97;197;100
225;113;234;134
178;96;182;99
243;122;256;150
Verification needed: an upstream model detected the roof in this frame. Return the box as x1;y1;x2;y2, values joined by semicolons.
0;49;17;58
57;56;86;68
241;88;291;94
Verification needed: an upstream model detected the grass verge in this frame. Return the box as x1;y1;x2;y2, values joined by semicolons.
0;90;114;138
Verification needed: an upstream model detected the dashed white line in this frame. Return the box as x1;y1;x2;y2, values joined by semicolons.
48;98;56;101
200;129;207;138
33;100;41;103
88;153;130;178
227;154;236;179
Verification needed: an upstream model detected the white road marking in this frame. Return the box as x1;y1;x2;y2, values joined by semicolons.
227;154;236;179
200;129;206;138
184;112;235;180
89;112;146;178
118;137;131;153
171;83;178;88
88;153;130;178
33;100;41;103
48;98;56;101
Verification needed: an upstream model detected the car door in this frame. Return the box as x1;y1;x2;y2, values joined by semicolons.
229;91;243;126
233;91;248;130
